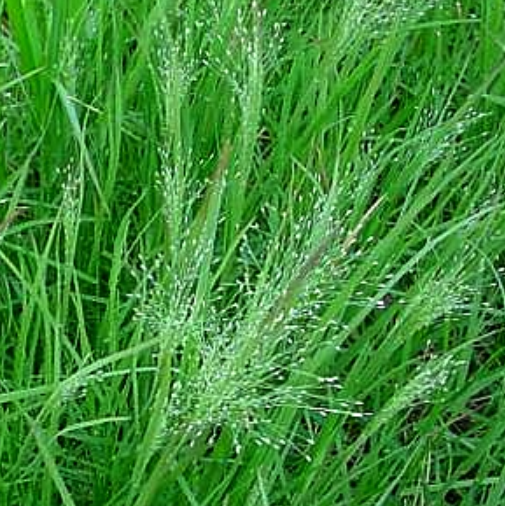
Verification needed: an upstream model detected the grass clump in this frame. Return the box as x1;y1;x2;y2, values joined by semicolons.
1;1;505;505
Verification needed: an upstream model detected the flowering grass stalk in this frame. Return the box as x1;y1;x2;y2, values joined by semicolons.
1;1;505;505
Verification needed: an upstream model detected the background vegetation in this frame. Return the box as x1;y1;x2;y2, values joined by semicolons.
1;0;505;504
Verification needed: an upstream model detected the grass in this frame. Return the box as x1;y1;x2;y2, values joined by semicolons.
1;0;505;504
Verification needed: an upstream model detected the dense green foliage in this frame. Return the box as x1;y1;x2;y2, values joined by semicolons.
1;1;505;504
